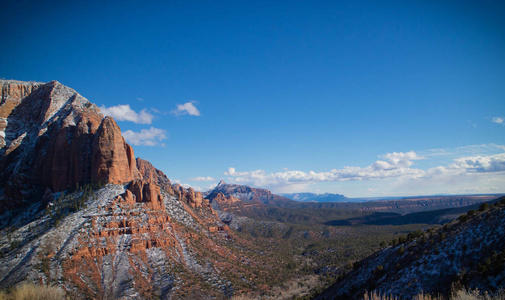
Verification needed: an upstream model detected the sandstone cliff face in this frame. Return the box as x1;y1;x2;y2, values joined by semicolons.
0;80;139;212
91;116;140;185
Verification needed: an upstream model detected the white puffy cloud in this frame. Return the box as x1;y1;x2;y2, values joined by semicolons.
492;117;504;125
450;153;505;172
372;151;424;170
380;151;424;166
223;151;505;192
100;104;154;124
171;101;201;116
224;151;426;188
189;176;216;182
122;127;167;146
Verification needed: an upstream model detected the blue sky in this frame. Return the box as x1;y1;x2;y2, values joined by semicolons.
2;0;504;197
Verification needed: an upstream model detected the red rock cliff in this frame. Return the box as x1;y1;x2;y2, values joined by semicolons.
91;117;140;184
0;80;140;212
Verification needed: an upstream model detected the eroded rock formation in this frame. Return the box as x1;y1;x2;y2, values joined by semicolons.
136;157;174;193
117;179;165;210
0;80;140;212
172;184;208;208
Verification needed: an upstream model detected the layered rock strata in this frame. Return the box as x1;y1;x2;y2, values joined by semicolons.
0;80;140;212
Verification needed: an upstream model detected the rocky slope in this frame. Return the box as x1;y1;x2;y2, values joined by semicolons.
0;80;139;214
316;198;505;299
0;182;249;299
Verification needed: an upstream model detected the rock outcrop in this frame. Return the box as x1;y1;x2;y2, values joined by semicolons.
119;179;164;210
136;157;173;193
136;157;211;208
172;184;207;208
0;80;140;212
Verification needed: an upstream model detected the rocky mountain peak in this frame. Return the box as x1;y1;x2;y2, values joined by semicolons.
0;80;139;213
217;180;226;186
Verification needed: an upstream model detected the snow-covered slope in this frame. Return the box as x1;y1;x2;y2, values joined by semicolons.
316;198;505;300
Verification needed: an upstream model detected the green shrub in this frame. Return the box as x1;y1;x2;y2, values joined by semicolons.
479;203;490;212
458;214;469;223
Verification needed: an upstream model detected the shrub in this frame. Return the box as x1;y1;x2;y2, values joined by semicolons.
0;283;66;300
478;203;490;212
373;264;385;278
407;230;424;242
458;214;469;223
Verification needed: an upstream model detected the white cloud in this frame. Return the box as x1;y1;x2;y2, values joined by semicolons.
172;180;215;192
223;151;505;194
224;151;426;188
171;101;201;116
100;104;154;124
419;143;505;157
374;151;425;170
189;176;216;182
492;117;504;125
123;127;167;146
450;153;505;172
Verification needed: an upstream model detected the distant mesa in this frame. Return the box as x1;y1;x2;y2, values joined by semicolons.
205;180;294;206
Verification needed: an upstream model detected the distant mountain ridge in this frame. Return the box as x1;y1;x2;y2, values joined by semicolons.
205;180;294;206
204;181;498;227
281;192;348;202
